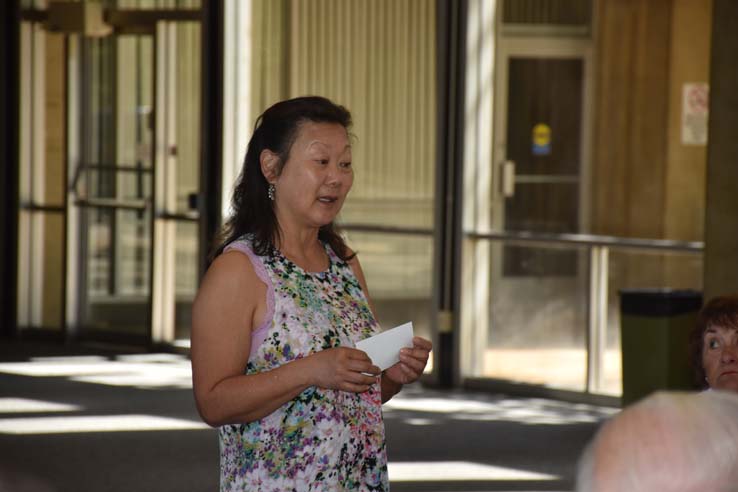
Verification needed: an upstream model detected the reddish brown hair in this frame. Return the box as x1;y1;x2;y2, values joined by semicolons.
689;295;738;388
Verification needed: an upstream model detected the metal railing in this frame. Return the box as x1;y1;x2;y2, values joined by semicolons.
466;229;703;394
339;223;434;237
465;230;703;253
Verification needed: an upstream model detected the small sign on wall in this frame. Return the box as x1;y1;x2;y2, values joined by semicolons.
682;83;709;145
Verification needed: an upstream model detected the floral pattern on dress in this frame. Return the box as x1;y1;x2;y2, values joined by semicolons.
219;238;388;491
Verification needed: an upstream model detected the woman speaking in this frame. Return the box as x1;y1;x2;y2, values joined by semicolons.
191;96;432;491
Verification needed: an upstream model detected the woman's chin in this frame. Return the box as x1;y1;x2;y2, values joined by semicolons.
713;375;738;393
310;211;341;228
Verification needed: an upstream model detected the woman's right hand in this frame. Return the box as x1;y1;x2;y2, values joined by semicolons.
308;347;381;393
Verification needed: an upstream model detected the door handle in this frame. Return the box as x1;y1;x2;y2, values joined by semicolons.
501;160;516;198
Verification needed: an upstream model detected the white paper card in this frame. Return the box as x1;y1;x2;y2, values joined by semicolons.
356;322;414;371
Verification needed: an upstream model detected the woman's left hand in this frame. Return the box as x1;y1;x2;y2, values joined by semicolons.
383;336;432;385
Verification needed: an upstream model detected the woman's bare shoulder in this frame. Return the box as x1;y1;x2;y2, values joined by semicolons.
193;249;265;314
205;250;259;287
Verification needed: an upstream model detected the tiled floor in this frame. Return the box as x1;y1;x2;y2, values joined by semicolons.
0;341;617;492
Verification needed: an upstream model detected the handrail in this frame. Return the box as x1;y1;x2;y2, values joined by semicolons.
466;230;703;253
69;162;152;194
339;223;434;236
18;202;65;213
78;164;154;173
337;224;704;253
75;198;149;212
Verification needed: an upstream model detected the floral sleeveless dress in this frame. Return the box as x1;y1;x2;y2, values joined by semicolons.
219;237;388;492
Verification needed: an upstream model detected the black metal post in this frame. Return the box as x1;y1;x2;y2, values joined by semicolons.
0;0;20;339
433;0;467;387
199;0;224;277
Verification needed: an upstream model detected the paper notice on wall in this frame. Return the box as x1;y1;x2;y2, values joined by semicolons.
681;83;709;145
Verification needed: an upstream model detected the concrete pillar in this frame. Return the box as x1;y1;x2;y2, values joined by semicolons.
703;0;738;300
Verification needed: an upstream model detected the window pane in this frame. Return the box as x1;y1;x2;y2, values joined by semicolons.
81;207;151;335
486;242;589;391
174;221;199;340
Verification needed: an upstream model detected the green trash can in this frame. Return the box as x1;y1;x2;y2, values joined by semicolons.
619;289;702;406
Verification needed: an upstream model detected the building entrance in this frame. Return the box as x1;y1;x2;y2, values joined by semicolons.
17;4;203;346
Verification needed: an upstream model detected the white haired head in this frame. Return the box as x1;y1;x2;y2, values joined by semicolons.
576;390;738;492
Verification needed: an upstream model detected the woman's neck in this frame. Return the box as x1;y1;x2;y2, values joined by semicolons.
274;223;327;272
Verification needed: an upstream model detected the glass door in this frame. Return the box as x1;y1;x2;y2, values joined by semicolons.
71;21;201;344
74;33;155;340
486;39;592;390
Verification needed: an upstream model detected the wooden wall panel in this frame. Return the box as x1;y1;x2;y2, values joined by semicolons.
592;0;672;239
664;0;711;242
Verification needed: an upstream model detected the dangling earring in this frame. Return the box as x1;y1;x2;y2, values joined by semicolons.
267;184;275;201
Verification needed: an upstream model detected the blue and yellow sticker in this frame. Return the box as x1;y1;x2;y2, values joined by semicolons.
532;123;551;156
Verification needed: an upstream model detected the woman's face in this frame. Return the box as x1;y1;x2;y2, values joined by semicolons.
273;122;353;229
702;324;738;392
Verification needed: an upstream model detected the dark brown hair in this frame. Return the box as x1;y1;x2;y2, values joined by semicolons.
211;96;355;262
689;294;738;388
